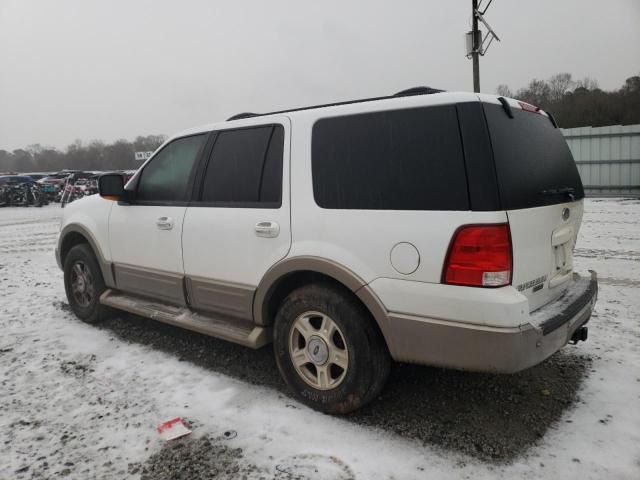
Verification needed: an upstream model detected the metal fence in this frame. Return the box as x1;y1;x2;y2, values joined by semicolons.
562;124;640;197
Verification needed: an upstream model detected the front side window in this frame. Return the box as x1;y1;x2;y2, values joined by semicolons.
136;134;207;202
201;125;284;206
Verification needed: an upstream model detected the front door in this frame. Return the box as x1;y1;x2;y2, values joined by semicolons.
109;133;209;305
182;119;291;320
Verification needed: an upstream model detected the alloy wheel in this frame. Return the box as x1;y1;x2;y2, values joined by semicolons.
70;261;95;308
288;311;349;390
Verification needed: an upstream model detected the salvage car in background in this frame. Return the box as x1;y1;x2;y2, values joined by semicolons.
38;173;70;202
0;175;47;207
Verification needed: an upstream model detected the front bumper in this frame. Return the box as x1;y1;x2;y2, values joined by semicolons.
385;271;598;373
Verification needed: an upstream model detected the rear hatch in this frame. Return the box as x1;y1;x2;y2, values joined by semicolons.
482;98;585;312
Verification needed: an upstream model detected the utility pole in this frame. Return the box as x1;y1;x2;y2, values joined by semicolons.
471;0;480;93
466;0;500;93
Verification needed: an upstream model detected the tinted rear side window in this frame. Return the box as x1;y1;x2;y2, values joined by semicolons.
259;126;284;203
312;105;469;210
483;103;584;210
201;125;283;206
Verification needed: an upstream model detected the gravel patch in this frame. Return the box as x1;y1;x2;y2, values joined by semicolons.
132;435;263;480
352;352;591;460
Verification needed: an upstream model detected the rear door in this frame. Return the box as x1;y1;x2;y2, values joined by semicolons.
181;119;291;320
482;99;585;312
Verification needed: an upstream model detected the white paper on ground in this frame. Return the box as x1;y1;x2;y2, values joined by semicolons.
157;417;192;441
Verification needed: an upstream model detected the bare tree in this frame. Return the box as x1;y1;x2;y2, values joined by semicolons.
574;77;599;91
496;84;513;97
517;78;551;106
621;75;640;93
548;73;573;101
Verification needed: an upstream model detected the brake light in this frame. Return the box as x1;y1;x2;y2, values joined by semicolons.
443;224;512;287
518;101;540;113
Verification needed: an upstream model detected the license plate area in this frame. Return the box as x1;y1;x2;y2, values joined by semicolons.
550;225;574;288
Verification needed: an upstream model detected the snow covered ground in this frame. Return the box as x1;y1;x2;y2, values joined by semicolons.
1;199;639;479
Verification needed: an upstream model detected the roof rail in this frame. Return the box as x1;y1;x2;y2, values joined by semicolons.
226;86;444;121
394;86;444;96
226;112;260;121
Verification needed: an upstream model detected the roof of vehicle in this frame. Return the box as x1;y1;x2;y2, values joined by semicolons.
173;89;487;141
157;90;551;158
226;86;445;121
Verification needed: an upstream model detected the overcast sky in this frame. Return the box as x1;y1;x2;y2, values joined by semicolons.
1;0;638;151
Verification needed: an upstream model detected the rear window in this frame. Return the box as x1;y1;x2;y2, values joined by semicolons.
312;105;469;210
483;103;584;210
200;125;283;206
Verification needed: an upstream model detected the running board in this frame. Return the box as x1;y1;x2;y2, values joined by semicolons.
100;289;271;349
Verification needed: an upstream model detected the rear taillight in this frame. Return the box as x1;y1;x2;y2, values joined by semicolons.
443;224;512;287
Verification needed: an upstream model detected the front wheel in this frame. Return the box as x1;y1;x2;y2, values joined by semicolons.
63;244;111;324
274;283;390;414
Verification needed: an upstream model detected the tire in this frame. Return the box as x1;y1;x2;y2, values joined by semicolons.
63;244;110;324
273;282;391;414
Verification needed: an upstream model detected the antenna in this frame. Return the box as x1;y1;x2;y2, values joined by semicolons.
465;0;501;92
475;10;501;55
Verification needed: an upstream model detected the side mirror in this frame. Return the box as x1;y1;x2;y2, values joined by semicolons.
98;174;126;201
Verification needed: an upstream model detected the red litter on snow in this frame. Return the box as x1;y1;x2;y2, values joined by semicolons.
156;417;192;441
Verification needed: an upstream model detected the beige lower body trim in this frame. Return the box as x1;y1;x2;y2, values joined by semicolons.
113;265;256;320
186;276;255;320
386;301;593;373
114;264;186;306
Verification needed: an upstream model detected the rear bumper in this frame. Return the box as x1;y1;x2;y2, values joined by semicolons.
384;271;598;373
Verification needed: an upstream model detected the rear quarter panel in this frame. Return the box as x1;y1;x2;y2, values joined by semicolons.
288;99;508;286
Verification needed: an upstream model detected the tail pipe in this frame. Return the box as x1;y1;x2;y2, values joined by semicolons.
570;326;588;345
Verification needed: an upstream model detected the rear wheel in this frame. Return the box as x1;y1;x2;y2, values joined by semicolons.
63;244;111;324
274;283;390;414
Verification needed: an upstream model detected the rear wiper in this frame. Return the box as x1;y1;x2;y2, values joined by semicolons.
540;187;575;201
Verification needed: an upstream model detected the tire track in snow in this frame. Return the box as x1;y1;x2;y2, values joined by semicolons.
574;248;640;261
597;276;640;288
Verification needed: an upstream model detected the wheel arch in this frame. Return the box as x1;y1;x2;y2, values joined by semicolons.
58;224;116;288
254;256;394;354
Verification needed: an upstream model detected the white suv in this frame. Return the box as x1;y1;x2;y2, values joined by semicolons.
56;88;598;413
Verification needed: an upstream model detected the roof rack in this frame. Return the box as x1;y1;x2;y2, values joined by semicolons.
226;86;444;121
227;112;260;121
393;86;444;96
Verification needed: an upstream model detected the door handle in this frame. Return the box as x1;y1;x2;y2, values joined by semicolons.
255;221;280;238
156;216;174;230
